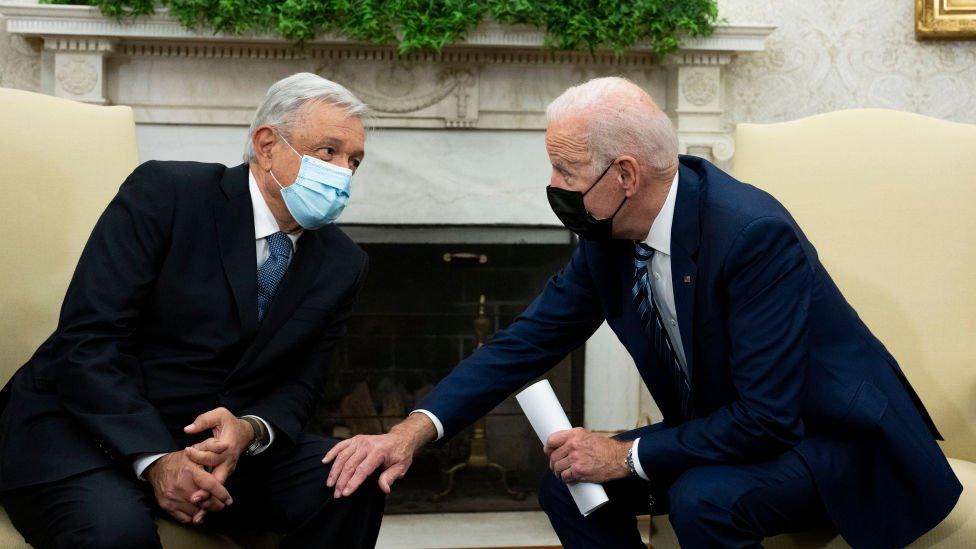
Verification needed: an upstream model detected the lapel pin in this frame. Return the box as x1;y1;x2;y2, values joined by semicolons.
683;275;692;284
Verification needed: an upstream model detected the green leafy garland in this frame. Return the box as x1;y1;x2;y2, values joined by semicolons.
45;0;719;56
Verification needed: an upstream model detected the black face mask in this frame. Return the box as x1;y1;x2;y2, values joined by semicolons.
546;160;626;241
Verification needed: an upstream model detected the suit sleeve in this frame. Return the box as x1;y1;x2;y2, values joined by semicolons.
418;244;606;440
637;216;812;479
240;254;369;446
51;161;180;460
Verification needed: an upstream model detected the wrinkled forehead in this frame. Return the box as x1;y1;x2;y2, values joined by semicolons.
289;103;366;157
293;101;366;143
545;117;591;166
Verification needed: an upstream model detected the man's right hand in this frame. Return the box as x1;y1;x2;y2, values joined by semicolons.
322;412;437;499
145;450;233;525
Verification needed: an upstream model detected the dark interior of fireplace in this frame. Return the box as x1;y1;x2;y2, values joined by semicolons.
309;236;582;513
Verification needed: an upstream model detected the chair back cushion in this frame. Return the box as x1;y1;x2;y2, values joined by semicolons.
0;88;138;383
733;109;976;460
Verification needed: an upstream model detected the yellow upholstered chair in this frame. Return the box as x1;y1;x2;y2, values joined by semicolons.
0;87;262;548
647;109;976;547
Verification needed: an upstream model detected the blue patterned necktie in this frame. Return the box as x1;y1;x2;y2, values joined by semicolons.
632;242;692;419
257;231;292;321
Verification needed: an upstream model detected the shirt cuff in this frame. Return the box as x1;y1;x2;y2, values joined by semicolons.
133;452;167;480
631;438;649;481
242;415;275;455
410;409;444;441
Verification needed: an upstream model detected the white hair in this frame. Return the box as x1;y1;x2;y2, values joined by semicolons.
244;72;370;162
545;76;678;174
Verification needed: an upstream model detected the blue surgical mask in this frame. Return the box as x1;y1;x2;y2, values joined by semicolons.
269;135;353;230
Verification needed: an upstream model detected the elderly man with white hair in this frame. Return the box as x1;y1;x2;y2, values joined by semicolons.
326;77;960;548
0;73;384;548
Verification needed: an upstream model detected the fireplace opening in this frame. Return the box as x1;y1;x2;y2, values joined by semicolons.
309;226;582;513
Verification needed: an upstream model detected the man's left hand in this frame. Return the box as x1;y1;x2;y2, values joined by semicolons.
545;427;632;484
183;407;254;485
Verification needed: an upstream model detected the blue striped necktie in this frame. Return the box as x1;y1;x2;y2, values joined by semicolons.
632;242;692;419
257;231;292;321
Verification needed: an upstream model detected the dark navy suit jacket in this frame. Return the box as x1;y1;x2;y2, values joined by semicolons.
420;156;961;548
0;161;367;491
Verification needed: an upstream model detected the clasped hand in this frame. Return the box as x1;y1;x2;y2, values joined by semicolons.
544;427;632;484
146;407;254;525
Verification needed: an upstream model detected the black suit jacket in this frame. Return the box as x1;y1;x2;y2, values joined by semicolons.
0;161;368;490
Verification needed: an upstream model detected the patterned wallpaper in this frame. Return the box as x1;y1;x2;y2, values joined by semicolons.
2;1;974;125
719;0;976;125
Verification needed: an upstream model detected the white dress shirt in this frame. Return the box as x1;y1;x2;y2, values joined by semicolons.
641;170;687;372
413;171;686;484
631;169;683;481
131;169;298;479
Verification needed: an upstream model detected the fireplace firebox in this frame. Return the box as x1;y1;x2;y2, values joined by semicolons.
309;226;583;513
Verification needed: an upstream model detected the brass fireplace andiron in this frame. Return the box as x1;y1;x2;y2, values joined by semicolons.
432;295;526;501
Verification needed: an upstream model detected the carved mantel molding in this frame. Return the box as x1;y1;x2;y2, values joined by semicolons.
0;0;774;161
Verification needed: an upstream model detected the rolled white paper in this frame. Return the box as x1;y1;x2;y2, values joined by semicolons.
515;379;610;516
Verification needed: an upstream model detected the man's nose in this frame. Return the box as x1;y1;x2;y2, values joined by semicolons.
549;177;573;191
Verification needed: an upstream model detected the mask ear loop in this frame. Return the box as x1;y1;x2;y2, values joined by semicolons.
582;159;618;196
268;129;303;190
268;169;285;190
593;160;628;231
276;129;303;158
608;190;628;218
581;159;627;219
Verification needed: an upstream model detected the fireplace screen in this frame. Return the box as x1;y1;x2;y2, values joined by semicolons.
310;230;582;513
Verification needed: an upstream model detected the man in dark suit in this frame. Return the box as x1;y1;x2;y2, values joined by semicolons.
324;77;961;548
0;72;383;548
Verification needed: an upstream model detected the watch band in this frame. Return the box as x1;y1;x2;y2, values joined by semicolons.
240;416;267;456
625;444;638;477
626;443;655;511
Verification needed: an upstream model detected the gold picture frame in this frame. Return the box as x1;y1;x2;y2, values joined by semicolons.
917;0;976;39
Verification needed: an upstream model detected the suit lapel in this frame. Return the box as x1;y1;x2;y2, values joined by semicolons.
670;161;702;382
590;239;683;421
226;230;325;383
214;164;259;338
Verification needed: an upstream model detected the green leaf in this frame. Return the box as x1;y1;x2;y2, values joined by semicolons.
42;0;718;55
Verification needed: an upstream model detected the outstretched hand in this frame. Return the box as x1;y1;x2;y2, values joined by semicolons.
322;412;436;498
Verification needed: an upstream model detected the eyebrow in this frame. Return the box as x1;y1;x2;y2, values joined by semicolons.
310;137;365;159
310;137;342;149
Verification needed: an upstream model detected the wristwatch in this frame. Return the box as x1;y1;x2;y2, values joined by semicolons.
240;416;269;456
625;443;638;477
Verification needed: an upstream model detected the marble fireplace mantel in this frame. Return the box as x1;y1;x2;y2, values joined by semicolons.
0;0;775;434
1;1;773;165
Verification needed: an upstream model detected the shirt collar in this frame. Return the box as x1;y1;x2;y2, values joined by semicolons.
248;168;300;248
641;170;680;256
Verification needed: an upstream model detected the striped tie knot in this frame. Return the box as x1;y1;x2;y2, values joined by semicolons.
633;242;655;263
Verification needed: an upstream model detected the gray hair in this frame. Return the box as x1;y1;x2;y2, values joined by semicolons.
244;72;370;162
546;76;678;174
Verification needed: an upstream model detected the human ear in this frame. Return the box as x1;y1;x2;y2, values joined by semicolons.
616;156;641;197
252;126;277;171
